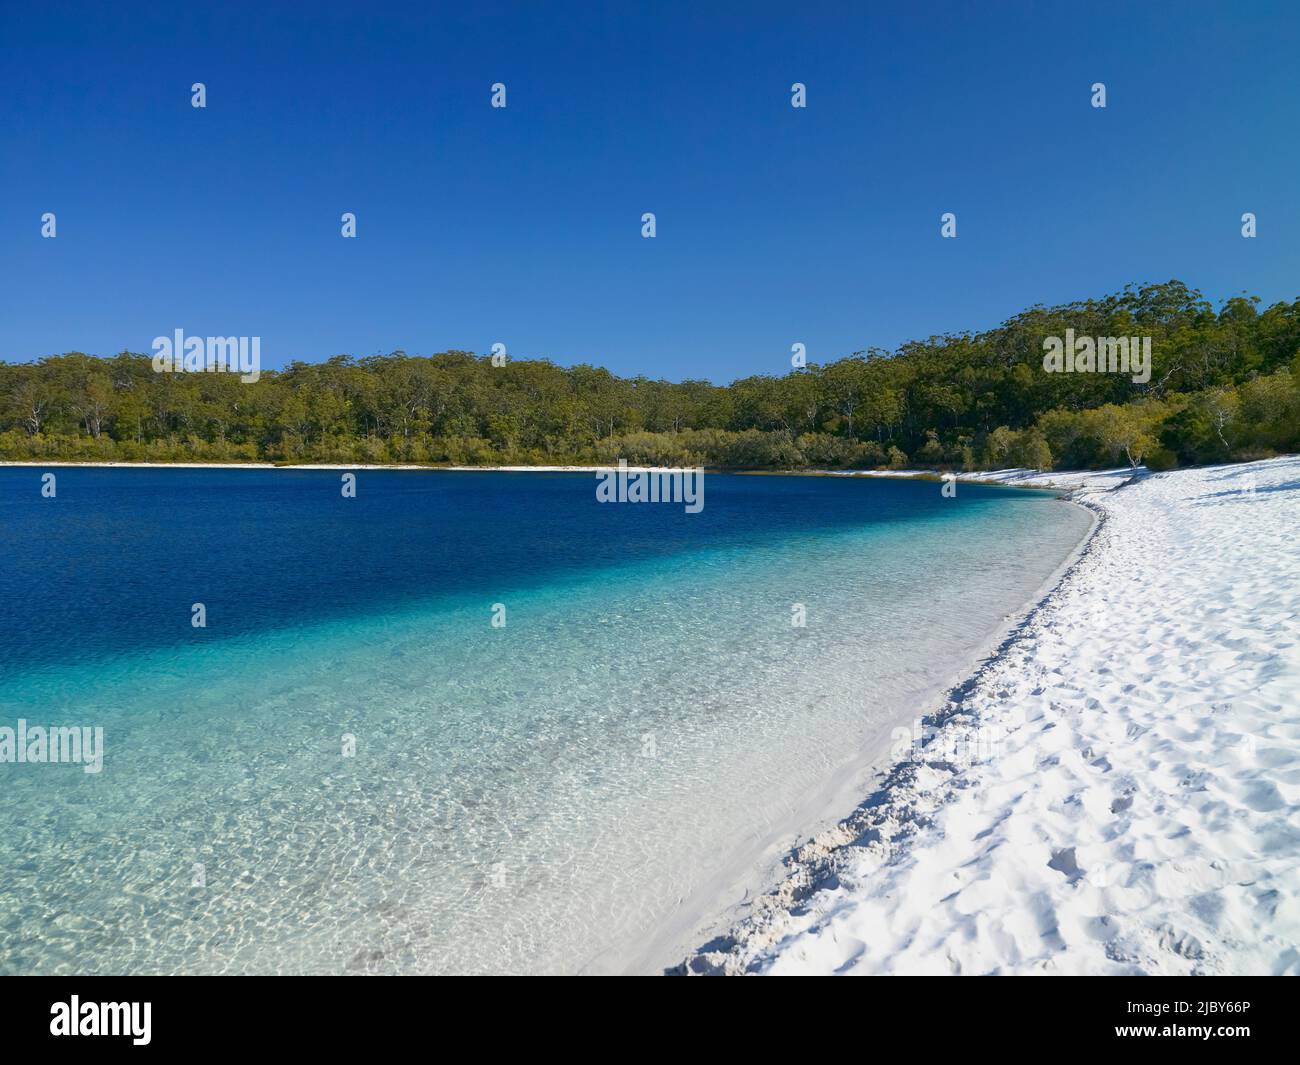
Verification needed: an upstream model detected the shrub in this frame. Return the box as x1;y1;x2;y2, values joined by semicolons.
1144;446;1178;471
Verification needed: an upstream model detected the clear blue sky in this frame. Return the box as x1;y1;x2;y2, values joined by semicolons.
2;1;1297;383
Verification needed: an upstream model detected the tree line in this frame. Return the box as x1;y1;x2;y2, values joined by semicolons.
3;280;1298;472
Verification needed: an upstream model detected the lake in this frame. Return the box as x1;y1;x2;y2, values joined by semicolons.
0;467;1091;973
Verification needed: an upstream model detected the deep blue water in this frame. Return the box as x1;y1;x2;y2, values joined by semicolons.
2;468;1055;672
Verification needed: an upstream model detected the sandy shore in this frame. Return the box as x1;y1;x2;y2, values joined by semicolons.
0;459;1140;489
680;455;1300;975
0;460;1147;483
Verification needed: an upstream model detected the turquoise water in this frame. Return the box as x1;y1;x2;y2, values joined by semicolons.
0;468;1089;973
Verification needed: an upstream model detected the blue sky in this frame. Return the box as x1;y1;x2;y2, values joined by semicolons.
2;1;1297;383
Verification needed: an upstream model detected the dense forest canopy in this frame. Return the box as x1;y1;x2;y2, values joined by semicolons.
3;281;1298;471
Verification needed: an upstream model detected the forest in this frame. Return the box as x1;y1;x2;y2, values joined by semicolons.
3;281;1298;472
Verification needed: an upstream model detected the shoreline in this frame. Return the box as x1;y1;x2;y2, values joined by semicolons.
0;458;1138;488
680;456;1300;975
633;485;1104;975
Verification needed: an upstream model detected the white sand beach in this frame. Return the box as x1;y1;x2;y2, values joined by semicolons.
682;456;1300;975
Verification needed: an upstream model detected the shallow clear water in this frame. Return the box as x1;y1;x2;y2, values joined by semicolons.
0;468;1089;973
